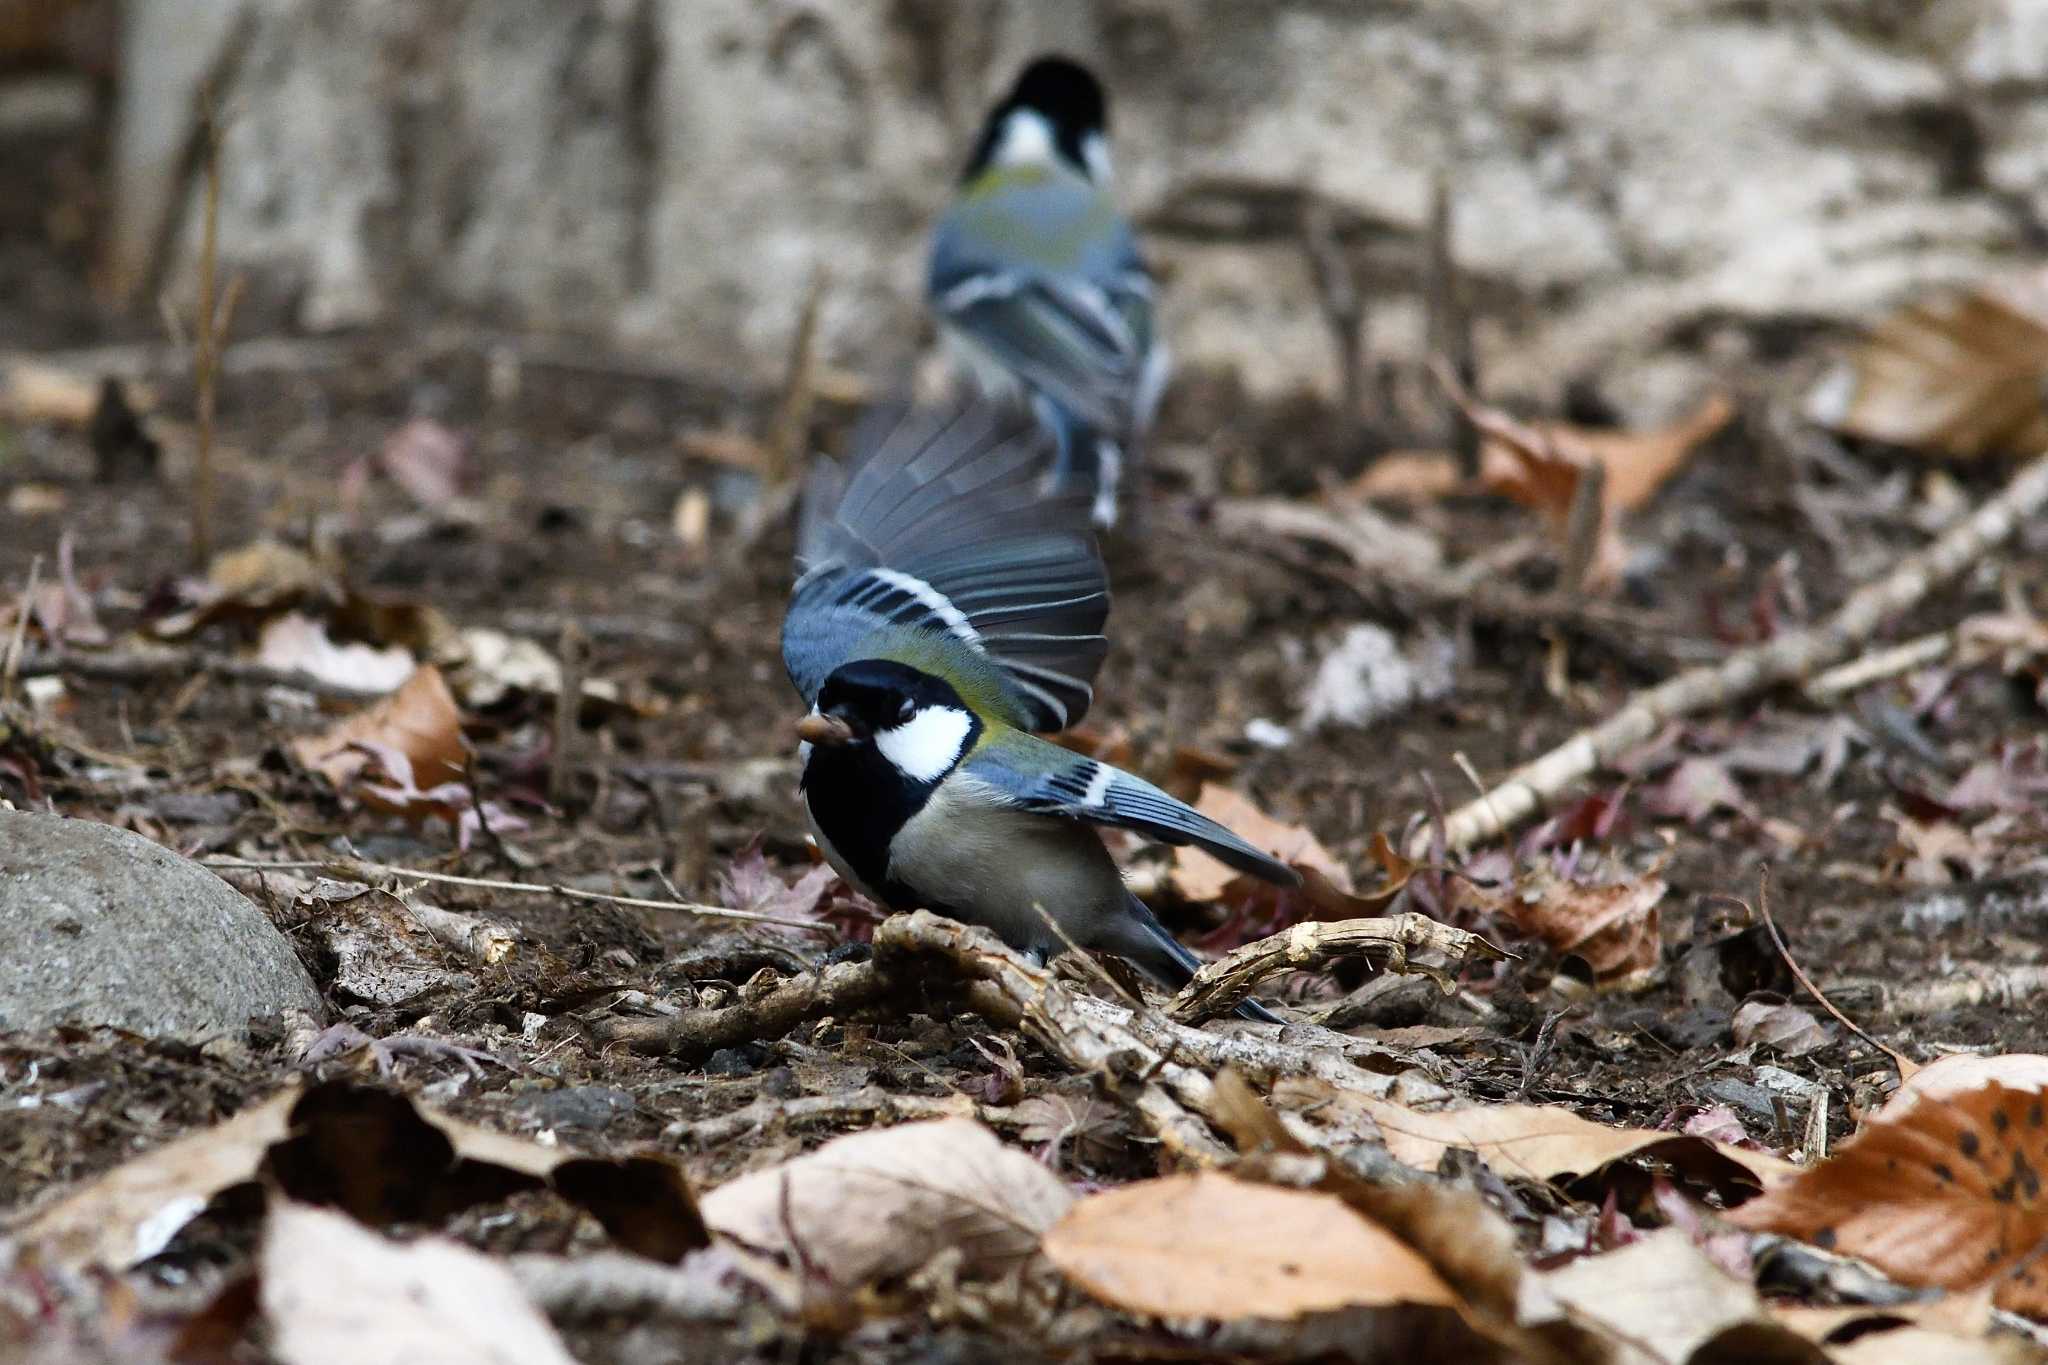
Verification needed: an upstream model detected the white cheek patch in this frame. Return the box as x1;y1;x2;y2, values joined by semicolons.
876;706;974;784
992;109;1059;168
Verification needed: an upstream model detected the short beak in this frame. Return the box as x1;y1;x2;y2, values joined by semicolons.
796;712;857;746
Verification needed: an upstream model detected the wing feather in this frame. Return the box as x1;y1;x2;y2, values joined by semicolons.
782;403;1110;731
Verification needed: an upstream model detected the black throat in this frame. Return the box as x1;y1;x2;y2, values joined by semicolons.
800;742;937;908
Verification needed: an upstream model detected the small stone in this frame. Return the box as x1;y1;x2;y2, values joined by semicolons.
0;811;324;1040
703;1044;771;1077
513;1085;636;1133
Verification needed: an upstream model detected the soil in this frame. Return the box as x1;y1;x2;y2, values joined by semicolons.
3;98;2047;1363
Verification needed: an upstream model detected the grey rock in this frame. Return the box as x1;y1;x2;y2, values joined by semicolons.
0;811;324;1040
513;1085;637;1134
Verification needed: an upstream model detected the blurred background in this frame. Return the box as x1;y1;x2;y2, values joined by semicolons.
6;0;2041;425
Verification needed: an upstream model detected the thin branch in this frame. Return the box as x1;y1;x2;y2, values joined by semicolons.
13;648;394;700
203;854;830;930
191;86;225;567
1417;449;2048;855
1425;175;1479;476
763;267;830;485
2;556;44;706
1167;913;1509;1024
1299;195;1364;420
1755;868;1917;1082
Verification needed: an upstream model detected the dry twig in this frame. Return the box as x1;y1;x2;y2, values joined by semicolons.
204;854;827;930
1167;913;1508;1024
1425;176;1480;475
590;957;893;1061
1299;195;1365;419
1418;449;2048;855
1753;870;1917;1082
763;267;830;485
13;647;391;700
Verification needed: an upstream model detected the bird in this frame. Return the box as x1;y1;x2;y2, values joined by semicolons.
926;55;1167;531
781;403;1298;1022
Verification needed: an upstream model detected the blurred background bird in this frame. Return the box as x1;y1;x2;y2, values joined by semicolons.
926;55;1166;531
782;403;1294;1020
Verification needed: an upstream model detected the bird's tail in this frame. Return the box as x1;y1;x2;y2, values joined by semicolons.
1113;891;1282;1024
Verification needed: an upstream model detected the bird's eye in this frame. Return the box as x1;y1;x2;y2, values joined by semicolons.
896;699;915;724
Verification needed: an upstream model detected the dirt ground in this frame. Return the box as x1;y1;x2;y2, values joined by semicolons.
4;107;2048;1364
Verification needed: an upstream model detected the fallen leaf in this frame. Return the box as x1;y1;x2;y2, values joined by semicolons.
291;665;466;798
1042;1171;1458;1320
1531;1230;1821;1365
1806;269;2048;460
257;613;416;694
262;1202;576;1365
698;1118;1071;1287
0;358;108;426
376;417;469;508
153;540;340;638
453;626;621;710
1447;380;1732;592
1011;1092;1124;1169
1643;756;1751;824
14;1079;707;1273
1466;864;1666;987
715;843;837;922
1731;1000;1834;1058
1324;1088;1794;1194
1170;783;1351;902
296;880;472;1006
1730;1058;2048;1316
1335;450;1470;502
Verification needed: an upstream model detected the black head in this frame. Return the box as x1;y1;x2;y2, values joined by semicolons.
962;55;1109;183
807;659;967;742
800;658;982;793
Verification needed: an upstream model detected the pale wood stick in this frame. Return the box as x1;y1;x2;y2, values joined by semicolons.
1416;450;2048;857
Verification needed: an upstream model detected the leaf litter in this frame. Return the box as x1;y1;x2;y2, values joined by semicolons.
6;262;2048;1365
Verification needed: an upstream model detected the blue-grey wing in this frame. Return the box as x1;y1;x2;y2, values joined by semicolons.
962;734;1301;886
929;177;1155;434
782;403;1110;731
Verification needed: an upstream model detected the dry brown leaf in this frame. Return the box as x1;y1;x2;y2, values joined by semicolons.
1531;1230;1820;1365
1807;270;2048;460
698;1118;1070;1288
1333;1089;1795;1192
1730;1061;2048;1317
290;664;466;799
153;540;341;638
1830;1325;2037;1364
1169;783;1351;902
1732;1000;1834;1058
13;1079;707;1273
1042;1171;1458;1321
1467;864;1665;987
263;1203;576;1365
1885;1055;2048;1114
1336;450;1471;502
1450;388;1731;591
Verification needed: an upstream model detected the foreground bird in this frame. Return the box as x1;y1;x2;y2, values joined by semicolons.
782;404;1296;1021
927;55;1166;530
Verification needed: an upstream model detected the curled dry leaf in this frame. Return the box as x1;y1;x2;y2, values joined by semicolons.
14;1078;708;1273
1289;1083;1794;1194
1464;863;1666;988
291;664;466;804
1730;1057;2048;1317
1444;377;1732;592
1731;1000;1833;1058
453;626;621;711
1806;268;2048;460
263;1203;576;1365
153;539;341;638
1170;782;1351;903
698;1118;1071;1288
1042;1171;1459;1321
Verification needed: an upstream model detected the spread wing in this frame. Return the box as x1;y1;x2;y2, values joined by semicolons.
960;733;1301;886
782;403;1110;732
